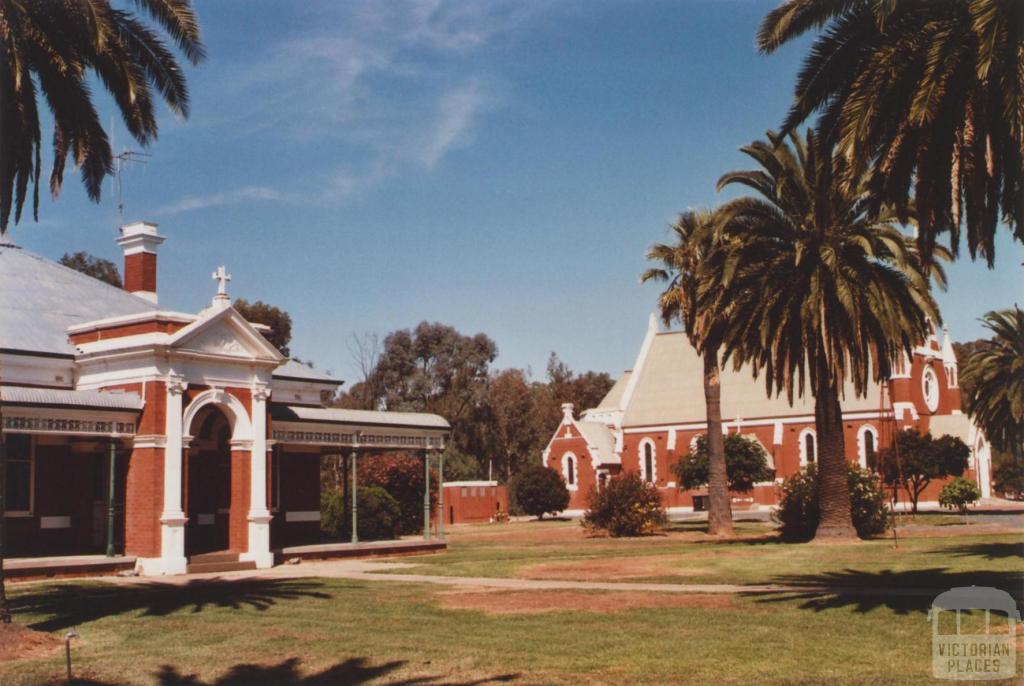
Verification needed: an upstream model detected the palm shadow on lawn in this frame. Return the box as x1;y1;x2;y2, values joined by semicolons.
12;578;334;632
61;656;519;685
746;568;1024;615
936;541;1024;561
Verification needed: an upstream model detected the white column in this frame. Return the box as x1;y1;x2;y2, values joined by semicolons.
242;384;274;568
158;376;188;575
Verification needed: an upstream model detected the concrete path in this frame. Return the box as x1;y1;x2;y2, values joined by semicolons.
98;558;941;598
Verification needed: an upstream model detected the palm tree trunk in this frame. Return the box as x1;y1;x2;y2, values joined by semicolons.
703;347;733;536
812;377;857;540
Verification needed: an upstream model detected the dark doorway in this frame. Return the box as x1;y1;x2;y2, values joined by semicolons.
186;407;232;556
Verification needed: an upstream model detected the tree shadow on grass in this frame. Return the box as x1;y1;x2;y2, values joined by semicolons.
935;542;1024;561
746;568;1024;615
13;578;333;632
61;656;519;685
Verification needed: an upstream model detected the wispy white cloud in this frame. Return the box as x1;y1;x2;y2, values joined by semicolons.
418;78;491;168
162;0;536;214
156;186;299;216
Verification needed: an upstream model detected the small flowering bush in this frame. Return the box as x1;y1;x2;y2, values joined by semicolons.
583;472;667;537
774;464;890;540
939;477;982;516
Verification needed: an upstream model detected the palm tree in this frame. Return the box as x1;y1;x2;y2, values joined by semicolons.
0;0;205;235
715;129;944;540
961;308;1024;458
756;0;1023;267
642;210;734;537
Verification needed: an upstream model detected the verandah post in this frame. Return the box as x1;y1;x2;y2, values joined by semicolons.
350;450;358;544
437;449;444;541
106;440;117;557
423;450;431;540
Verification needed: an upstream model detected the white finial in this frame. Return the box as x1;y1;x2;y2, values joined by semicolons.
561;402;575;424
211;265;231;308
648;312;659;333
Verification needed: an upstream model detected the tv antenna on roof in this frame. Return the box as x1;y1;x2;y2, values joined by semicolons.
110;117;151;221
113;149;151;221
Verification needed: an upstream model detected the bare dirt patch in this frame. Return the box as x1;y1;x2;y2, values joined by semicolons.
0;622;62;661
516;556;705;581
437;589;737;614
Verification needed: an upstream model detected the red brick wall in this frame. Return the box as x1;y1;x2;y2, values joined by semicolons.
229;451;251;552
442;483;508;524
123;251;157;294
125;447;163;557
270;451;322;548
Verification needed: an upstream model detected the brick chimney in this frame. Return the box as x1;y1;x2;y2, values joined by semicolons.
116;221;165;303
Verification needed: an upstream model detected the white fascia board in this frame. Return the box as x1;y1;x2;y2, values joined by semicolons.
0;352;76;388
75;332;171;355
67;310;196;335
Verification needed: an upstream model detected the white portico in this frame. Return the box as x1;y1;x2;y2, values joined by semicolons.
1;225;449;576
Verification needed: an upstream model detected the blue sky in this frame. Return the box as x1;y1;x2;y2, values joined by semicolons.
13;0;1023;383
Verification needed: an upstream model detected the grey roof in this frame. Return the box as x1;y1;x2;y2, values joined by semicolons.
0;385;144;410
575;420;619;466
271;404;450;430
622;332;882;426
0;243;157;356
273;359;343;385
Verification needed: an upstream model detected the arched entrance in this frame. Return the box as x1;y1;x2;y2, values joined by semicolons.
186;406;232;555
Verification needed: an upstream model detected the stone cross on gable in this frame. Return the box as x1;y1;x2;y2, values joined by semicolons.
211;265;231;308
212;265;231;295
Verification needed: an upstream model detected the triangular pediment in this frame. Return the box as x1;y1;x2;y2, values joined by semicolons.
169;306;283;362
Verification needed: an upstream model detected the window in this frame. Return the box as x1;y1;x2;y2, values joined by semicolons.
858;425;879;470
639;439;657;484
799;429;816;466
562;453;578;490
922;367;941;413
4;434;33;514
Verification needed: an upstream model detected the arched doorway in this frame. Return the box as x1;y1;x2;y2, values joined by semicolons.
186;406;232;555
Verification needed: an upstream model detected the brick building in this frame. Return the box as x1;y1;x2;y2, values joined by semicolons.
0;222;449;575
543;315;992;515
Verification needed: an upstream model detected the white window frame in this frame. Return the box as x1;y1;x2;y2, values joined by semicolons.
922;366;941;413
4;433;35;517
798;428;817;467
562;452;579;491
857;424;880;469
638;438;657;484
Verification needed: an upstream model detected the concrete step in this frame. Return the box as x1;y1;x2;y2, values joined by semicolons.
188;551;240;564
186;559;257;574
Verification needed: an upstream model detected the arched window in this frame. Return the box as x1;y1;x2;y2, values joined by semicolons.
922;366;941;413
799;429;817;466
561;453;578;490
858;425;879;470
639;439;657;484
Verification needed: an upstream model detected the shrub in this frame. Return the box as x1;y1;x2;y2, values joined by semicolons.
879;430;969;512
509;464;569;518
320;486;402;541
673;433;775;492
583;472;667;537
360;453;437;535
939;478;982;516
774;464;890;540
993;451;1024;500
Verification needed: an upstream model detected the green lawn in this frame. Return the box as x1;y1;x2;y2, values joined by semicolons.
2;517;1021;685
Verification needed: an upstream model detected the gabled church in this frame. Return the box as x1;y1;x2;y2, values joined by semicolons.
0;222;448;575
544;315;992;514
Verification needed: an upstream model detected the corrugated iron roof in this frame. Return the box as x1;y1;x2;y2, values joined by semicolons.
273;359;342;385
271;404;449;430
0;243;157;356
0;385;144;410
621;332;882;427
